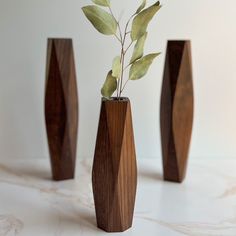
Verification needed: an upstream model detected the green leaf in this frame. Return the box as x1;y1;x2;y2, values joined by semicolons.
101;71;117;98
82;5;117;35
131;1;161;41
112;56;121;78
92;0;110;7
129;53;160;80
136;0;146;14
130;32;147;64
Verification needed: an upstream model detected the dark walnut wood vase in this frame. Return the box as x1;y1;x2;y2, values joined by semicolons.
92;98;137;232
160;40;194;183
45;38;78;181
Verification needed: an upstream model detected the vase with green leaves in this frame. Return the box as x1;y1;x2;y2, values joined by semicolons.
82;0;161;232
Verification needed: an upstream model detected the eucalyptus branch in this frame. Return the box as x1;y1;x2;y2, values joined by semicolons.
82;1;162;99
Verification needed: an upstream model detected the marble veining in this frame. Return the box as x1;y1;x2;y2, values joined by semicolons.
0;215;23;236
0;159;236;235
136;215;236;236
219;186;236;199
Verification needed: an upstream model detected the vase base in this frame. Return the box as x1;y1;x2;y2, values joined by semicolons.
52;173;75;181
164;176;185;183
97;224;132;233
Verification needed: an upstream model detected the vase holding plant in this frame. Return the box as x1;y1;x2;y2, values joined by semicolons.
82;0;161;232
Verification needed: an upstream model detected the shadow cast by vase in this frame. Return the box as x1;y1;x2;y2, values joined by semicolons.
138;168;163;182
0;161;51;182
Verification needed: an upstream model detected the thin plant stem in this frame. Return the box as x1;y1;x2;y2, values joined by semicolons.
124;41;133;55
124;14;135;38
119;31;127;98
119;48;125;98
124;64;131;71
117;77;120;98
108;6;124;99
109;6;123;42
117;23;123;43
114;34;122;44
121;78;130;93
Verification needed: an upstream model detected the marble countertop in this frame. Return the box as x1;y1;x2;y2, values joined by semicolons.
0;158;236;236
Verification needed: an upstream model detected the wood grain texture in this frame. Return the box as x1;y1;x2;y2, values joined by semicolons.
160;40;194;183
45;38;78;181
92;98;137;232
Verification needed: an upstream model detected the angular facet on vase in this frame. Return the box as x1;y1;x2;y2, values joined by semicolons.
92;98;137;232
160;40;194;183
45;38;78;181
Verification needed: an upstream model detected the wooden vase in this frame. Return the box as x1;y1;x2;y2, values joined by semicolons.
92;98;137;232
160;40;194;183
45;38;78;181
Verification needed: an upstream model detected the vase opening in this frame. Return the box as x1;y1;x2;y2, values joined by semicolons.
102;97;129;102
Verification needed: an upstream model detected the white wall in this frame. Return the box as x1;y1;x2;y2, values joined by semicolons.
0;0;236;160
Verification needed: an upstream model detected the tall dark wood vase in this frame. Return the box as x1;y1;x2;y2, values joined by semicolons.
92;98;137;232
45;38;78;181
160;40;194;183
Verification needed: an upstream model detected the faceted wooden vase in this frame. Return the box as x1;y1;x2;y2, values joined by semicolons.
92;98;137;232
160;40;194;183
45;38;78;181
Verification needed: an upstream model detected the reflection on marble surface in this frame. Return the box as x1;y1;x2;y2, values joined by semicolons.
0;159;236;235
